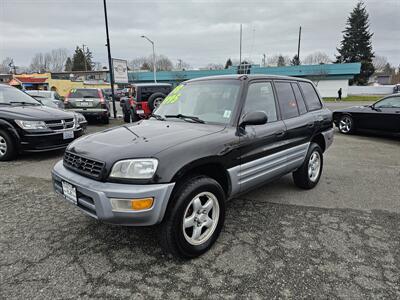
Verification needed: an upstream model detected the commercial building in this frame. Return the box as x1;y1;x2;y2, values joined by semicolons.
127;63;361;98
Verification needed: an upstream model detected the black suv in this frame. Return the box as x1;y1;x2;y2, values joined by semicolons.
120;83;172;122
52;75;333;258
0;84;83;161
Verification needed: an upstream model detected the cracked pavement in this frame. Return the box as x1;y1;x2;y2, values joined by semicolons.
1;119;399;299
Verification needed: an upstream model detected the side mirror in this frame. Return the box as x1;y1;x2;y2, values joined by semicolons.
240;111;268;127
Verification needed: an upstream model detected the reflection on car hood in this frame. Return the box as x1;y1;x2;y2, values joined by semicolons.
0;105;75;120
67;119;224;162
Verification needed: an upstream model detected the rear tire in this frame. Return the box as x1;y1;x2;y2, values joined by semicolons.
0;129;17;161
159;176;226;258
293;143;323;189
101;115;109;124
123;111;131;123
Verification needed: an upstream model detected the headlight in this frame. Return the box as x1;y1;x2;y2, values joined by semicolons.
74;112;86;122
15;120;47;130
109;159;158;179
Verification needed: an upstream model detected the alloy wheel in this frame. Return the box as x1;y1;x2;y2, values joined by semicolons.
182;192;220;246
153;97;163;109
0;135;7;158
308;151;321;182
339;116;352;133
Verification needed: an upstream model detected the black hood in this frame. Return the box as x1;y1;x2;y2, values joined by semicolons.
67;119;224;163
0;105;75;120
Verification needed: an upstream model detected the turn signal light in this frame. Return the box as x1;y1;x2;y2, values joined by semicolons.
131;198;154;210
110;197;154;212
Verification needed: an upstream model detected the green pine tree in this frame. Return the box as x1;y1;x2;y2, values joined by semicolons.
224;58;233;69
64;57;72;71
336;1;374;85
71;46;93;71
277;55;286;67
291;54;300;66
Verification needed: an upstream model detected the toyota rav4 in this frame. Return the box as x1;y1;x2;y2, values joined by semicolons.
52;75;334;258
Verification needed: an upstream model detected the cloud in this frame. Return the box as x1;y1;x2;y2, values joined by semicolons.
1;0;399;68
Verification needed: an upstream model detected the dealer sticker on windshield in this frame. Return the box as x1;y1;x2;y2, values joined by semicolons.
163;85;184;104
223;110;231;118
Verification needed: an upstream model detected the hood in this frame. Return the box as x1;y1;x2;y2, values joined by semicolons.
67;119;224;163
0;105;74;120
334;105;371;113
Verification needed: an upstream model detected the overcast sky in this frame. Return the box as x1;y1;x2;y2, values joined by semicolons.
1;0;399;69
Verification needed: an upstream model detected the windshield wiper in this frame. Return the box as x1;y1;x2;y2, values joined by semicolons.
0;103;11;105
165;114;205;123
149;113;166;121
9;101;39;106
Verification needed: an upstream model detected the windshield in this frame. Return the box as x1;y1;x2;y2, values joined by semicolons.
155;80;240;124
0;85;41;105
33;97;58;108
69;89;100;98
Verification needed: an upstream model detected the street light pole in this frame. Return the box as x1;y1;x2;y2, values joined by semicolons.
141;35;157;83
103;0;117;119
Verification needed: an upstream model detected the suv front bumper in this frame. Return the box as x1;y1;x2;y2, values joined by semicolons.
52;161;175;226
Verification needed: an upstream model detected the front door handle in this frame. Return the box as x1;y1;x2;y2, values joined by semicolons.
307;122;315;128
275;130;285;137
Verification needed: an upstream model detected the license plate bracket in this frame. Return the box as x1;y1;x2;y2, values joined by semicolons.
62;181;77;205
63;131;74;140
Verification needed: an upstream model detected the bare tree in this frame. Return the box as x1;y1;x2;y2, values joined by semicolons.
175;59;191;71
0;57;13;73
48;48;68;72
129;55;174;71
303;52;331;65
267;55;290;67
204;63;224;70
128;57;148;71
373;55;388;72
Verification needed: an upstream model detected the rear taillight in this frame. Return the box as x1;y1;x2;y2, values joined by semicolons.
64;92;70;104
98;89;105;103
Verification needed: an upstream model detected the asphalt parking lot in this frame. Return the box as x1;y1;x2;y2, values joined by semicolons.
1;106;399;299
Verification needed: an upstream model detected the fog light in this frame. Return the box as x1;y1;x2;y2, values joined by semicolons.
110;198;154;212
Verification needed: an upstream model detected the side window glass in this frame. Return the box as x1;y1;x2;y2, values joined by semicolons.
299;82;322;111
243;82;278;123
275;82;299;119
375;97;400;108
291;83;307;114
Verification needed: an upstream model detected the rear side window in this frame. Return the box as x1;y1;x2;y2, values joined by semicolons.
243;82;278;123
291;83;307;114
299;82;322;111
69;89;100;98
275;82;299;119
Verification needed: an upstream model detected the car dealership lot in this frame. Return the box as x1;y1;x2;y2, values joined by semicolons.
1;116;399;299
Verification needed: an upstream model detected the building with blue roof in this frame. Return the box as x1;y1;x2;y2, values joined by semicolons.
127;62;361;98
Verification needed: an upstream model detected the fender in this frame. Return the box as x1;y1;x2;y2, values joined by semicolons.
0;119;20;141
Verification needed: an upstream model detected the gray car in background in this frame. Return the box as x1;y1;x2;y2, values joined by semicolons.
25;90;64;109
64;88;110;124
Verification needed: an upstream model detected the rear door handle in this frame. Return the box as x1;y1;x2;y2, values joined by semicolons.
275;130;285;137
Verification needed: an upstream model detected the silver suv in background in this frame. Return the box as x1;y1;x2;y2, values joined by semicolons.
64;88;110;124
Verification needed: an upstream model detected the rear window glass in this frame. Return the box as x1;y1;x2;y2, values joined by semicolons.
291;83;307;114
275;82;299;119
69;89;99;98
299;82;322;111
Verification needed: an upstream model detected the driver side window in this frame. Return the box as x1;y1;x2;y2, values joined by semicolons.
243;82;278;122
375;97;400;108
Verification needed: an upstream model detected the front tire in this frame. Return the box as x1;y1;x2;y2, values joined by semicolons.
159;176;226;258
293;143;323;189
0;129;17;161
338;115;354;134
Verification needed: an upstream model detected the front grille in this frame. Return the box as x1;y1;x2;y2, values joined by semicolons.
63;151;105;180
45;118;75;131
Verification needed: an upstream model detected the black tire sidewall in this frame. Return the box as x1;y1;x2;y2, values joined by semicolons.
0;129;16;161
167;177;226;258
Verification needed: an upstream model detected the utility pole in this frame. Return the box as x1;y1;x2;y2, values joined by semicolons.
141;35;157;83
239;24;242;66
103;0;117;119
177;59;182;70
297;26;302;62
82;44;88;71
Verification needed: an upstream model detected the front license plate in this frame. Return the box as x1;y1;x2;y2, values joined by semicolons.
63;131;74;140
62;181;77;205
136;109;144;114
